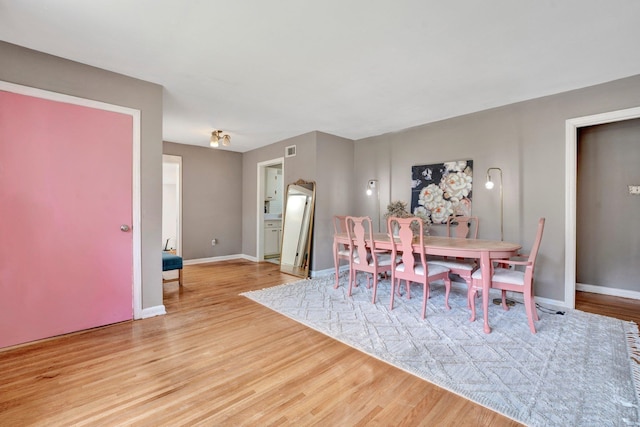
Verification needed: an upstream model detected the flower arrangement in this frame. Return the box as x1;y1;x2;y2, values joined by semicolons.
384;200;411;219
384;200;431;235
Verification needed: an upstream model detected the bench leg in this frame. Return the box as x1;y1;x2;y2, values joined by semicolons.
178;269;183;286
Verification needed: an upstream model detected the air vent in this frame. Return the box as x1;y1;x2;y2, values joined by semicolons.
285;145;296;157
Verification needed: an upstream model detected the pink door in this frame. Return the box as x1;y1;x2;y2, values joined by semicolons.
0;90;133;349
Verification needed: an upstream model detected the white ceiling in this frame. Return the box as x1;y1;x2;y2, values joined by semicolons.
2;1;640;153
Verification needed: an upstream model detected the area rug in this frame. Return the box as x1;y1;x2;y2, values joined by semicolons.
242;275;640;426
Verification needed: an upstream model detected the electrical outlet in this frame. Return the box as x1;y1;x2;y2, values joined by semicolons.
211;239;217;246
628;185;640;195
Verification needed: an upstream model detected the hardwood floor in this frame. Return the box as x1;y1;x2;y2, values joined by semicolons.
1;261;637;426
575;289;640;324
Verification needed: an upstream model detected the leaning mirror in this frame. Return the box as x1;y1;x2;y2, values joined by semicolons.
280;179;316;278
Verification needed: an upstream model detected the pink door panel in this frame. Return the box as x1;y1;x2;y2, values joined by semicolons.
0;90;133;348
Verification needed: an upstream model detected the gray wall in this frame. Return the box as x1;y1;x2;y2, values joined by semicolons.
352;74;640;302
0;41;164;309
242;132;317;260
313;132;355;271
241;131;358;273
577;119;640;291
163;141;243;260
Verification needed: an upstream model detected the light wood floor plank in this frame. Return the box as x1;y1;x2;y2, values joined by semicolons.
2;259;637;426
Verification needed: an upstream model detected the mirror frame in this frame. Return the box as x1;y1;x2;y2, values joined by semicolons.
280;179;316;278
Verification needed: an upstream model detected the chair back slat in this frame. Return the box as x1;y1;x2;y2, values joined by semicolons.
346;216;374;267
446;215;479;239
387;216;426;276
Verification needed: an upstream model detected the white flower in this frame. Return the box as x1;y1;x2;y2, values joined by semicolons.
430;200;454;224
443;161;467;172
440;171;472;201
418;184;443;210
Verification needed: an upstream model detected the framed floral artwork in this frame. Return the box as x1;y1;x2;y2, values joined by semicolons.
410;160;473;224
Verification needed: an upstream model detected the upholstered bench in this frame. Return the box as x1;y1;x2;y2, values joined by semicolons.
162;252;183;286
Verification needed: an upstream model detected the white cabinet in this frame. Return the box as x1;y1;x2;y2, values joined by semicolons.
264;220;281;257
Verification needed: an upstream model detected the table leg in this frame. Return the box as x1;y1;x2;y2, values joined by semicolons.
480;251;492;334
333;238;340;289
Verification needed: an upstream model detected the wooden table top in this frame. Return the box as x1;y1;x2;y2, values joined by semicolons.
335;232;521;254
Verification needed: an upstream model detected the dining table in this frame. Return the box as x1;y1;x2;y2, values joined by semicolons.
333;232;521;333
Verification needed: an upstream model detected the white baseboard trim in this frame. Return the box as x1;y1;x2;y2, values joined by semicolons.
140;304;166;319
532;295;568;311
183;254;252;265
576;283;640;300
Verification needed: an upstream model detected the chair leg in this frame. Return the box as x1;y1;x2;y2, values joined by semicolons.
469;288;477;322
348;270;355;296
531;290;540;321
443;276;451;310
464;279;472;309
501;290;510;311
421;283;428;319
371;273;379;304
389;276;396;310
523;293;537;334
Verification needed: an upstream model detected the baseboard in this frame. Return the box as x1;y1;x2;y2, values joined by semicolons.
576;283;640;300
532;295;568;311
140;304;166;319
183;254;252;265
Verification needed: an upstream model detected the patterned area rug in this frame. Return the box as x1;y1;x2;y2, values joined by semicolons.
242;275;640;426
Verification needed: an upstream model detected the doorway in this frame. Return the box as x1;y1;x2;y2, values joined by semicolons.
257;158;284;263
577;119;640;294
162;155;182;280
565;106;640;308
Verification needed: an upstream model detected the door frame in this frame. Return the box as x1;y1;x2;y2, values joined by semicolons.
162;154;182;256
0;81;143;319
256;157;284;261
564;105;640;309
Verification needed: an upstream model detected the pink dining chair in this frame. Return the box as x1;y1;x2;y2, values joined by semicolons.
468;217;545;333
333;215;350;289
346;216;395;304
430;215;479;302
388;216;451;319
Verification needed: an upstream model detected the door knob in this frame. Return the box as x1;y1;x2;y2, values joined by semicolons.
120;224;131;232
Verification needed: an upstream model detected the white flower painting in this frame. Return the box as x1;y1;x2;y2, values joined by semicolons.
411;160;473;224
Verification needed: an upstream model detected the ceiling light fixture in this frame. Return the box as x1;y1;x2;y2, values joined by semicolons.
210;130;231;148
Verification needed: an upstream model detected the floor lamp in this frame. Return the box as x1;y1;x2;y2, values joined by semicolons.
485;167;503;241
366;179;381;232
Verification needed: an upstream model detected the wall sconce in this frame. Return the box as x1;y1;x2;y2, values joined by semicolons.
485;167;503;241
210;130;231;148
366;179;381;232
